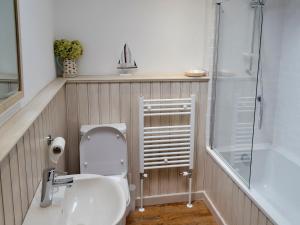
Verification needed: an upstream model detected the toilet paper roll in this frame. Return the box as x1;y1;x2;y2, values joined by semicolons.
49;137;65;164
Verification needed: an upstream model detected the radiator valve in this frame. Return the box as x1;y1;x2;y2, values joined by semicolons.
140;173;148;179
180;170;192;177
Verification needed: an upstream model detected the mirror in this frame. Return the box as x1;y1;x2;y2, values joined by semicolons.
0;0;23;113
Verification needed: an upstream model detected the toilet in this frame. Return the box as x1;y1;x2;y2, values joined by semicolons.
79;123;131;224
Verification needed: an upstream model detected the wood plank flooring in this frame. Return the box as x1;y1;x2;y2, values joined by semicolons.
126;201;218;225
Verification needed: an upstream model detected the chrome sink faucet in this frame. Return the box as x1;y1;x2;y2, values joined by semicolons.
40;168;73;208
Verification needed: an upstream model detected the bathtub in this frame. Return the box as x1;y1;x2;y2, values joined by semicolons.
251;149;300;225
208;147;299;225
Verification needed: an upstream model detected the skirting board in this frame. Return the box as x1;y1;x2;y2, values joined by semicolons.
135;191;226;225
203;192;227;225
135;191;205;206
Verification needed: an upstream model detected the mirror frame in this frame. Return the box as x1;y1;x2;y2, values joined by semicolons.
0;0;23;114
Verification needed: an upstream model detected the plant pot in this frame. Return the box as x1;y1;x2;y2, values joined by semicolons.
63;59;78;78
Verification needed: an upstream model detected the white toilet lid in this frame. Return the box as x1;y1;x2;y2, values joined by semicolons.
80;126;128;176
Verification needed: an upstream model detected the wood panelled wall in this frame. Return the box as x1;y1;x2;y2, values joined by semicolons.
204;152;275;225
0;88;66;225
0;77;279;225
66;81;208;196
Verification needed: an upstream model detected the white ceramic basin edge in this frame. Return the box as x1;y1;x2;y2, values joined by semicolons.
22;174;127;225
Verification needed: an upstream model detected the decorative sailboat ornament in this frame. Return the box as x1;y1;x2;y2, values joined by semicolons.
117;43;138;74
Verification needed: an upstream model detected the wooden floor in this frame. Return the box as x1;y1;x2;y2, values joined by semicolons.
126;201;218;225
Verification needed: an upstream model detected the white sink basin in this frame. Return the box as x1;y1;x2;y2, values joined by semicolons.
22;174;127;225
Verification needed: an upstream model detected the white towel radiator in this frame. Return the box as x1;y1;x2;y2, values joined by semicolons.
139;95;196;212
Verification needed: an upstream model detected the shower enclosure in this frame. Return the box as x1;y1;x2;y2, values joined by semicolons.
210;0;264;185
209;0;300;224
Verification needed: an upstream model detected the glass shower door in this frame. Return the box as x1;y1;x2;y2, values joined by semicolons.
210;0;263;185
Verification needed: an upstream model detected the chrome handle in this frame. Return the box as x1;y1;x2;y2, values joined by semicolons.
257;95;264;129
42;168;55;182
43;168;68;181
53;177;73;187
54;170;68;176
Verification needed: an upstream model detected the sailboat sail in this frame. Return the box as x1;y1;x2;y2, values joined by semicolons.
117;44;138;69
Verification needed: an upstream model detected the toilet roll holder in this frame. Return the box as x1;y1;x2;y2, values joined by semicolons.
46;135;54;146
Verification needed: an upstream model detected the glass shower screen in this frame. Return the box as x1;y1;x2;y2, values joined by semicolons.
210;0;263;185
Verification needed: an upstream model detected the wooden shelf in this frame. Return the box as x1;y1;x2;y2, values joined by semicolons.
66;74;209;83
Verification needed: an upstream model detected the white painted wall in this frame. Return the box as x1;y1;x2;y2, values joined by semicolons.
53;0;208;75
0;0;56;125
272;0;300;160
252;0;284;145
19;0;56;105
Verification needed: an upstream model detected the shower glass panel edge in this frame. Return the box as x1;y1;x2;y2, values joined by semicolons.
249;1;265;188
209;2;221;150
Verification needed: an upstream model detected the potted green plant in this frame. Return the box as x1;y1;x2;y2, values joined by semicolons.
54;39;83;78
